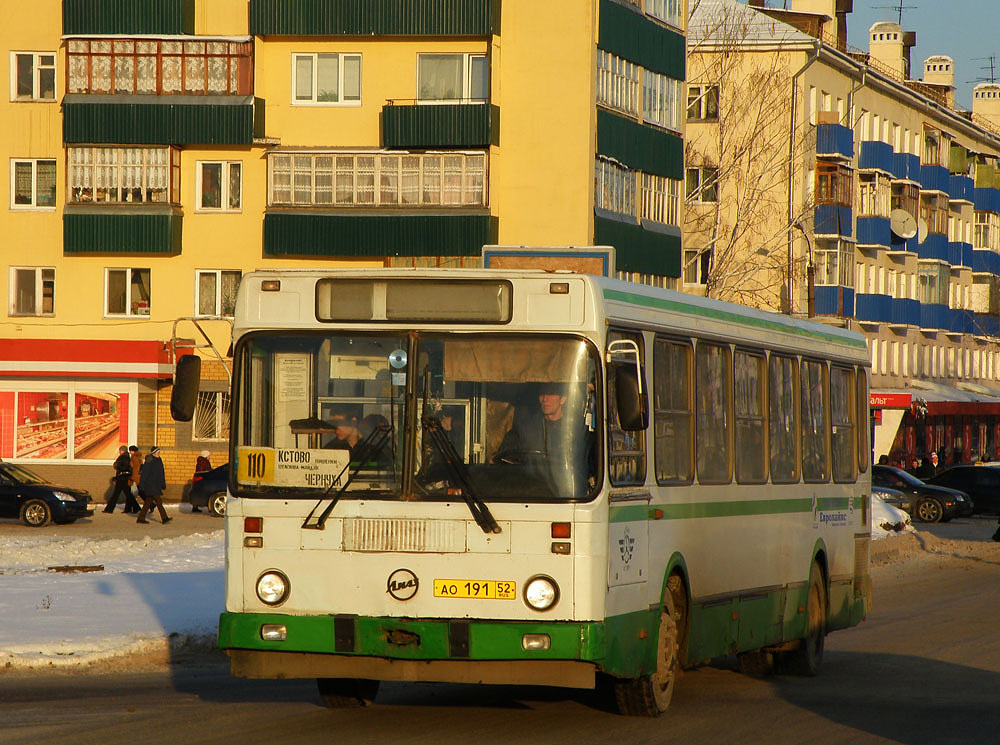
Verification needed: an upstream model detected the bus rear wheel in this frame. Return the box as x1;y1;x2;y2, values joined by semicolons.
780;562;826;676
316;677;380;707
614;594;679;716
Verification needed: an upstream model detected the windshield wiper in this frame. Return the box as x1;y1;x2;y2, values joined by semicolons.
302;423;394;530
421;415;501;535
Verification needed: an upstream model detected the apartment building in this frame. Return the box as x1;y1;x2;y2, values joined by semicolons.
2;0;685;497
687;0;1000;464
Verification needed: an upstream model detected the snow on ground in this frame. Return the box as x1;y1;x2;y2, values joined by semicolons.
0;499;918;671
0;531;223;669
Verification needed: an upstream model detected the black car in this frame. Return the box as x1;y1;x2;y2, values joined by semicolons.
0;461;94;527
190;463;228;517
926;465;1000;514
871;465;972;522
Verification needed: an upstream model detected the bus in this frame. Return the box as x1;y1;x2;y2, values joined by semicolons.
180;268;871;716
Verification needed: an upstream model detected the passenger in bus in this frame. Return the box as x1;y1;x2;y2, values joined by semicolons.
324;414;361;453
495;383;570;461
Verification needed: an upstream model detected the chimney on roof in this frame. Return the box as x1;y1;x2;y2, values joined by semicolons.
869;22;915;79
923;56;955;109
973;83;1000;130
789;0;852;49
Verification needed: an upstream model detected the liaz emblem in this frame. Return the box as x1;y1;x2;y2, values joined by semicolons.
618;527;635;565
387;568;419;600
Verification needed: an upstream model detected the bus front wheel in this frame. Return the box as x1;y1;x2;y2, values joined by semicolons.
316;677;380;708
613;594;679;716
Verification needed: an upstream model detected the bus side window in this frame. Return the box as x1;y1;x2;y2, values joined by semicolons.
695;341;733;484
831;366;857;482
857;368;870;473
653;336;693;484
735;350;767;484
801;359;830;483
606;330;646;486
769;354;799;483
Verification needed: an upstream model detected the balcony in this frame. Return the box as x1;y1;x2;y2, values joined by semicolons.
856;215;890;247
262;212;495;258
919;164;950;194
63;208;181;255
382;102;498;149
892;152;920;181
917;233;949;262
816;123;853;160
972;249;1000;275
971;313;1000;337
593;214;681;277
63;95;259;146
946;308;973;335
919;303;949;331
63;0;193;35
858;140;893;173
249;0;497;36
890;297;920;327
598;0;685;78
974;187;1000;214
597;110;682;179
814;286;854;317
949;241;973;268
814;204;852;237
950;175;974;203
855;293;892;323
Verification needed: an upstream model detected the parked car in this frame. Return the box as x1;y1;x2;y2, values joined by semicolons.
871;465;971;522
0;461;94;527
190;463;228;517
871;484;909;514
926;465;1000;514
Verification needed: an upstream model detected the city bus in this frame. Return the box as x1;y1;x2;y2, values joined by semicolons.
183;268;871;716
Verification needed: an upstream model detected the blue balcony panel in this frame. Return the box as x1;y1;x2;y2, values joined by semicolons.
945;308;973;335
919;164;951;194
856;215;890;246
814;204;852;237
950;175;974;202
891;297;920;326
972;313;1000;337
918;233;949;262
858;140;893;173
892;152;920;181
816;123;853;159
972;249;1000;275
855;293;892;324
814;285;853;317
920;303;949;331
949;241;972;268
974;187;1000;214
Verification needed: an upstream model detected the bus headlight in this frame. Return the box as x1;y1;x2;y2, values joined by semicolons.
524;575;559;611
256;570;290;606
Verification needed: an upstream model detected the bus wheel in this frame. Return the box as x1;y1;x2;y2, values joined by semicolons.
737;649;774;676
782;562;826;676
614;594;678;716
316;678;380;707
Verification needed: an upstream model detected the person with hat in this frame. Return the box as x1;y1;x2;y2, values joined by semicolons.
126;445;143;514
137;446;171;525
191;450;212;513
324;413;361;453
103;445;133;513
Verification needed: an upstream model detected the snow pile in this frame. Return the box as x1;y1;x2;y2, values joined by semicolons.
870;495;914;540
0;531;223;669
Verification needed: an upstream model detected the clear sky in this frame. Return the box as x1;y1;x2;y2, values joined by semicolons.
846;0;994;111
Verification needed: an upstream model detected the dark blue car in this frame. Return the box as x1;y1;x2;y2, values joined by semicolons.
0;461;94;527
190;463;228;516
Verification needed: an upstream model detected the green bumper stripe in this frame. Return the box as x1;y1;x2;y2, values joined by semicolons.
610;496;857;523
220;613;606;662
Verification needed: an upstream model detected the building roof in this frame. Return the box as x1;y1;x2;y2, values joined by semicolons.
688;0;818;47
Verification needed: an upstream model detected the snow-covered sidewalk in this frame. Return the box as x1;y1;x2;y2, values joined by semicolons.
0;531;223;669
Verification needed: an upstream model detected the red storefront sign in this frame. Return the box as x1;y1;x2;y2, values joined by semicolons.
869;392;912;408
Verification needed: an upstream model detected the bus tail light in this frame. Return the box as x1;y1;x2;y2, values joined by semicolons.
551;522;571;538
245;517;263;533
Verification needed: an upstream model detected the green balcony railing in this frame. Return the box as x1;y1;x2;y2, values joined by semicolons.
63;0;194;35
382;103;498;149
250;0;497;36
63;209;182;255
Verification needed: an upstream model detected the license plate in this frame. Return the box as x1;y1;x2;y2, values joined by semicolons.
433;579;517;599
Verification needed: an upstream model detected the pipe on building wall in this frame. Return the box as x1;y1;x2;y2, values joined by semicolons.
787;40;822;316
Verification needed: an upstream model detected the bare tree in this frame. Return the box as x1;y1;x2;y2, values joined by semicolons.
684;0;818;312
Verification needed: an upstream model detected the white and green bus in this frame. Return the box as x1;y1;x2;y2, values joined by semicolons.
186;268;871;716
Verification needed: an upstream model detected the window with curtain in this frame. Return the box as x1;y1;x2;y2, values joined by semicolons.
292;53;360;104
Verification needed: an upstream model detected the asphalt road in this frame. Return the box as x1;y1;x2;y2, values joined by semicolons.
2;524;998;745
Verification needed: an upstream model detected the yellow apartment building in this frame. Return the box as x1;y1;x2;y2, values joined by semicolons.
1;0;685;499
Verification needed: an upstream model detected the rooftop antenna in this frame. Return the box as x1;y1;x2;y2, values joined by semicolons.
873;2;917;26
968;56;999;85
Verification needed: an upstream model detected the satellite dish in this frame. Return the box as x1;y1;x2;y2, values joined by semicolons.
917;218;928;244
890;209;917;240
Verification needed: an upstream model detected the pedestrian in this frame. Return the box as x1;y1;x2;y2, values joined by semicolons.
190;449;212;513
103;445;133;513
125;445;142;514
136;446;171;525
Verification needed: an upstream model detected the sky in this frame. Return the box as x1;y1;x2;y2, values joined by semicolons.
846;0;994;111
0;501;910;670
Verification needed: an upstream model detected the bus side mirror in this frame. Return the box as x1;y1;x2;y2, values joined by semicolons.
170;355;202;422
614;363;648;431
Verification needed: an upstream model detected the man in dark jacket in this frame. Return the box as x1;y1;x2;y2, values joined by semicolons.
103;445;133;513
137;446;171;524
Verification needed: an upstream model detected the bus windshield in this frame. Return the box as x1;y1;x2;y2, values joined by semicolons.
233;332;600;502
